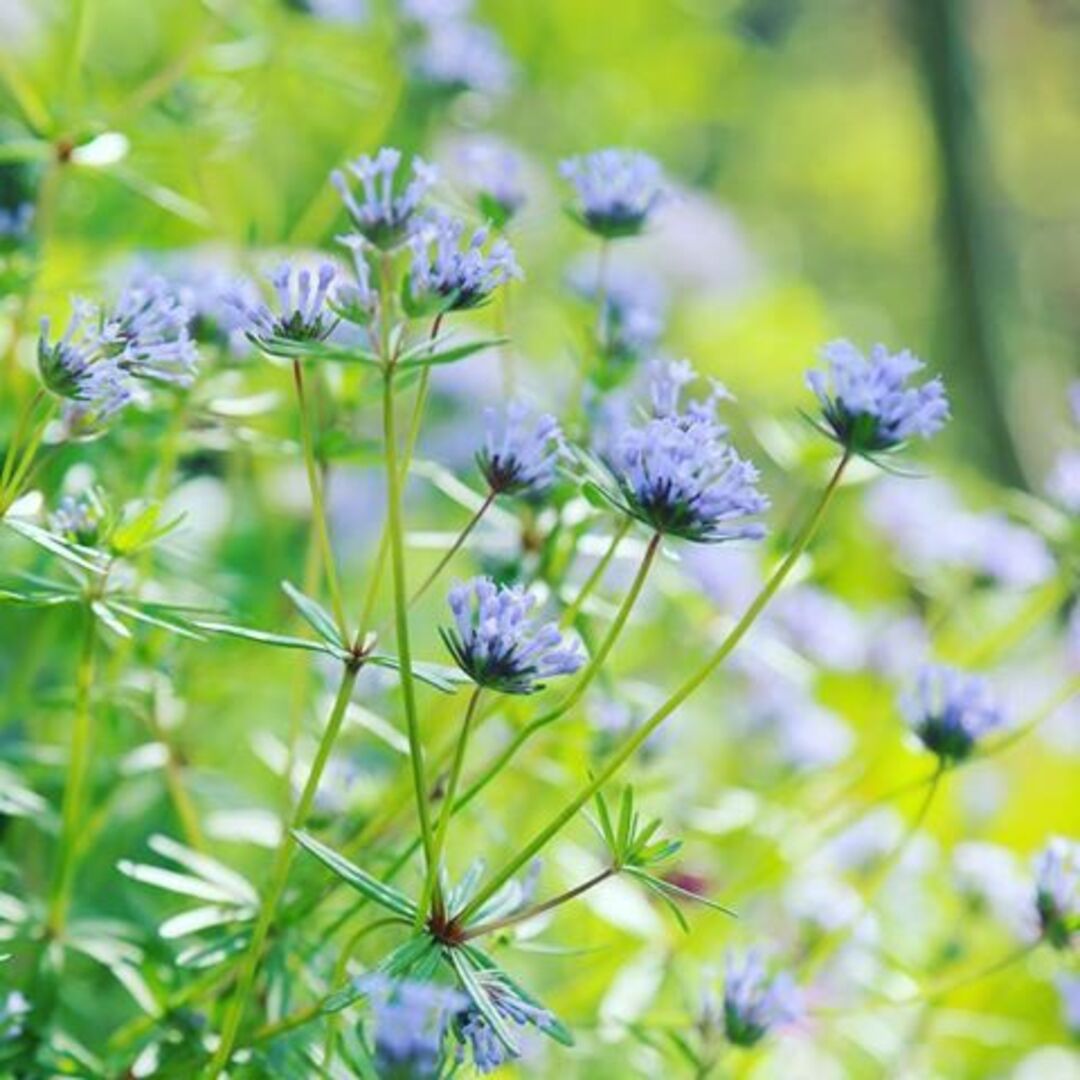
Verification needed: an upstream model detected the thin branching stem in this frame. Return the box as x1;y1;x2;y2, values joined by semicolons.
457;451;852;924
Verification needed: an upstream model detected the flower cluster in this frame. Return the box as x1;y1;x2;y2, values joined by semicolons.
477;400;562;500
407;212;521;311
332;148;438;250
593;361;768;543
409;21;513;95
38;277;197;431
0;202;33;246
903;664;1004;764
806;340;949;455
442;577;584;694
226;262;340;345
457;985;556;1073
560;149;666;238
361;975;466;1078
459;138;527;227
721;950;802;1048
1034;837;1078;949
570;262;666;370
50;490;106;547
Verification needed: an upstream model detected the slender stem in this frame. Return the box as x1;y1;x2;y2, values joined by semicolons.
293;360;349;642
45;603;96;935
458;452;851;924
420;686;483;918
382;370;435;889
206;663;360;1077
800;762;946;981
409;491;495;607
462;866;616;940
561;518;631;626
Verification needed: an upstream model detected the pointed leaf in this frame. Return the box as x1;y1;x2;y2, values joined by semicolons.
194;620;349;659
292;832;417;918
282;580;345;646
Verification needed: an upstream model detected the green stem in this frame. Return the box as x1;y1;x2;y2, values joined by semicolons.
462;865;616;940
206;663;360;1077
293;360;349;642
561;517;632;626
45;603;96;936
458;452;851;924
420;686;483;918
409;491;495;608
800;761;946;980
382;370;435;891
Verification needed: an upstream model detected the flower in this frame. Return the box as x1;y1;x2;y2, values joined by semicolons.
1047;450;1080;513
227;262;339;345
458;139;526;227
560;149;666;238
456;978;557;1074
477;400;562;499
903;664;1004;764
952;842;1034;938
408;212;521;311
97;275;199;387
1057;974;1080;1036
332;147;437;250
360;975;466;1078
0;990;30;1041
806;340;949;455
569;261;666;368
1034;836;1078;949
591;360;768;543
409;21;514;95
722;950;802;1048
0;202;33;245
50;490;106;547
442;577;584;694
37;309;132;424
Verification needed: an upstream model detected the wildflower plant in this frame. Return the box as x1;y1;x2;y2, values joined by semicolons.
1;11;1076;1079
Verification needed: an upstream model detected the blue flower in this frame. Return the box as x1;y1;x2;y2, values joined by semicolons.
477;400;562;499
442;577;584;694
560;149;666;239
590;360;769;544
0;202;33;246
456;977;557;1074
227;262;340;345
459;139;527;228
96;275;199;387
408;212;521;311
409;21;514;95
360;975;466;1078
569;261;666;370
37;308;133;425
332;147;438;250
903;664;1004;764
722;949;802;1048
806;340;949;455
1034;836;1078;950
50;490;106;547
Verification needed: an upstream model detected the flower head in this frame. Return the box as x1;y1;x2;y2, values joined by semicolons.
1034;836;1079;949
410;21;513;96
332;148;437;250
408;212;521;311
560;149;666;239
360;975;466;1078
456;977;557;1074
37;309;132;425
460;139;526;227
806;340;949;455
50;490;106;547
227;262;339;345
0;202;33;247
903;664;1004;764
477;401;562;499
592;360;768;543
98;275;199;387
722;950;802;1048
443;577;584;694
570;262;666;370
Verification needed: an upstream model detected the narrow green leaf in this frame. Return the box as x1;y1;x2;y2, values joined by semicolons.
292;832;417;918
3;518;106;573
396;338;506;372
447;949;519;1056
367;654;469;693
194;620;348;659
282;580;345;646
